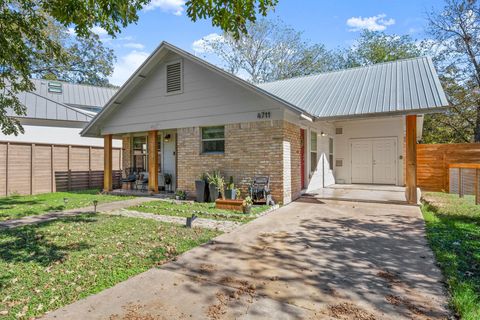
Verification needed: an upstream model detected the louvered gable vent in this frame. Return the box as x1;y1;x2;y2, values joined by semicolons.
166;61;182;94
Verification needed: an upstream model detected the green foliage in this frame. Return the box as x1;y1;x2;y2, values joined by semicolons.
0;214;219;319
206;171;225;196
31;19;115;86
338;30;421;67
425;0;480;142
0;189;133;221
421;77;475;143
130;200;269;223
202;18;339;83
186;0;278;39
1;0;278;135
422;192;480;320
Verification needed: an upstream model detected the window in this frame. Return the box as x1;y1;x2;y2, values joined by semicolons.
202;126;225;153
166;61;183;94
48;81;62;94
132;136;147;171
310;131;318;173
329;137;334;170
335;127;343;135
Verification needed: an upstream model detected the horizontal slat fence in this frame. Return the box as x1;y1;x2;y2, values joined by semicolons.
0;141;122;196
417;143;480;192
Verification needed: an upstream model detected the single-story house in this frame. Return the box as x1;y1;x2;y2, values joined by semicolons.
81;42;449;204
2;78;120;147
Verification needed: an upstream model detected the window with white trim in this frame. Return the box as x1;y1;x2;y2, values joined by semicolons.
166;61;183;94
310;131;318;173
201;126;225;153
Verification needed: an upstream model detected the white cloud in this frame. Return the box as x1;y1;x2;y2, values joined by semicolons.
91;26;109;36
346;14;395;32
124;42;145;49
109;50;150;86
192;33;224;53
144;0;185;15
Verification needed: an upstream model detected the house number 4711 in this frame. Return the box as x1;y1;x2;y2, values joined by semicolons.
257;111;271;119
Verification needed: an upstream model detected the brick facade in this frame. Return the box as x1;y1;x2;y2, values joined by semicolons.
122;135;132;171
121;120;302;204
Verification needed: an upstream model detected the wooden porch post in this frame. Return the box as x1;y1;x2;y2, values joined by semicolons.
148;130;158;193
406;115;417;204
104;134;113;192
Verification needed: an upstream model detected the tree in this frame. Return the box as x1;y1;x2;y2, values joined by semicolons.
0;0;278;136
338;30;421;67
199;18;339;83
31;19;115;86
426;0;480;142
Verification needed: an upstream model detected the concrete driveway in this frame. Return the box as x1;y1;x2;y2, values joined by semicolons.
43;199;450;320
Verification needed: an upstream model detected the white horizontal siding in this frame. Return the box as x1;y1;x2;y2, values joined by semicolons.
102;52;283;134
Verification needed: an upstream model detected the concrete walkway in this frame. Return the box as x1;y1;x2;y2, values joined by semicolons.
0;197;155;229
108;209;242;232
42;198;449;320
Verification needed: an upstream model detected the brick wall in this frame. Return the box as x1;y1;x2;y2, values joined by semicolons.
122;135;131;171
120;120;302;204
177;120;301;204
283;121;302;203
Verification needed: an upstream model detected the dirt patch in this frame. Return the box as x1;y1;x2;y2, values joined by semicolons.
385;294;426;316
326;302;377;320
206;292;228;320
377;270;402;287
206;277;259;319
109;304;157;320
199;263;217;274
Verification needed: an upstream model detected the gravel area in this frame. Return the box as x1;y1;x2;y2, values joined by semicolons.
107;209;243;232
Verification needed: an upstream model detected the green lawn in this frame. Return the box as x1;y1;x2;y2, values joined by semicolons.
422;192;480;320
0;190;133;221
0;213;220;319
129;200;271;223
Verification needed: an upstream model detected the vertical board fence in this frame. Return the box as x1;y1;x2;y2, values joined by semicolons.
417;143;480;192
0;141;122;196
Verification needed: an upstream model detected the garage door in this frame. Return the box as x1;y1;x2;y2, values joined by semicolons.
351;138;397;185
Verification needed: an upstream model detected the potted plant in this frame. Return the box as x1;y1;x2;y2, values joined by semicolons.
195;173;208;202
164;173;172;192
206;171;224;202
243;196;253;214
175;190;187;200
225;176;238;200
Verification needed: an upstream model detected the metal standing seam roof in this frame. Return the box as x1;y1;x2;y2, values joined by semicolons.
29;78;117;108
8;91;93;122
257;56;449;119
5;79;118;123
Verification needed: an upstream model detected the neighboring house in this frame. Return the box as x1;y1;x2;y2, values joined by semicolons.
81;42;449;204
1;79;120;147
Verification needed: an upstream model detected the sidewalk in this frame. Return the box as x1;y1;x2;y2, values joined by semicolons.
0;197;155;229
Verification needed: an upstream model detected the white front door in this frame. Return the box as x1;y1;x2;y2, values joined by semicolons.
351;138;397;185
372;139;396;184
351;140;373;183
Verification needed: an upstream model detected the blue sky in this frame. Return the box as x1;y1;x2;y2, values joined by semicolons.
98;0;446;85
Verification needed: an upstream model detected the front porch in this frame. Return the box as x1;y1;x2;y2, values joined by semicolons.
305;184;409;205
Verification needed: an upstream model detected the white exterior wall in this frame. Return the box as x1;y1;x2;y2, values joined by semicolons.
0;125;122;147
334;116;404;186
102;52;285;135
285;112;335;192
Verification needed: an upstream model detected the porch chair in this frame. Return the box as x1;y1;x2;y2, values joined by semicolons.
121;168;137;190
135;172;149;192
249;176;274;205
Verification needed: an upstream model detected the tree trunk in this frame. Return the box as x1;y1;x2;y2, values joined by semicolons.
476;104;480;142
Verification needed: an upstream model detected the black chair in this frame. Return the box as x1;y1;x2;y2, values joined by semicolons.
122;168;137;189
249;176;274;205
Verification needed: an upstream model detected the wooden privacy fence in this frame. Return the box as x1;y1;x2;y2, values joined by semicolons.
417;143;480;192
0;141;122;196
